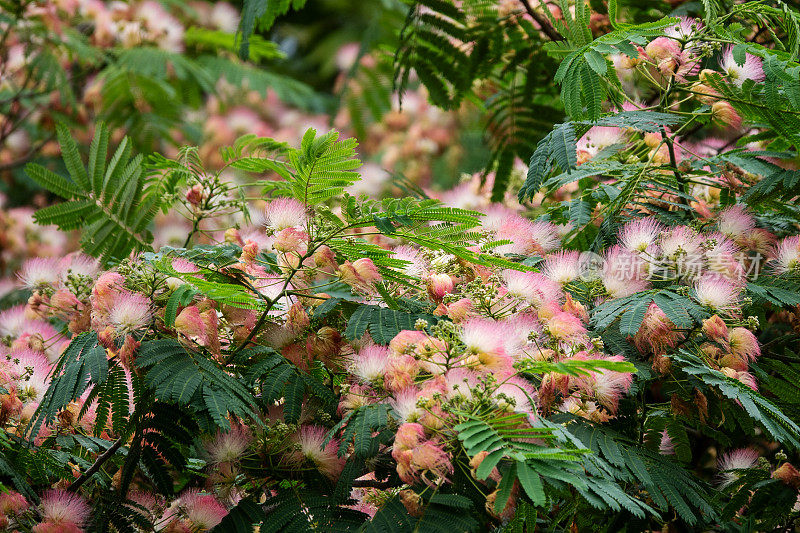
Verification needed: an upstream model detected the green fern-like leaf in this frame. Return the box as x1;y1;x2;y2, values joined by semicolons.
237;0;308;60
135;339;260;431
344;304;439;344
674;350;800;449
27;332;108;440
25;124;158;264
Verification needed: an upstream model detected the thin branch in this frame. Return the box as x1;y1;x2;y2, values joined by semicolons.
67;436;125;492
519;0;564;42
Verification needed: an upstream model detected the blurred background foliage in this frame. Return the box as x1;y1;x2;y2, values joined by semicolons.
0;0;496;210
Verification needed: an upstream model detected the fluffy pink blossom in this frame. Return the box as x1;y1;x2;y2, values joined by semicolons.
644;37;684;78
204;424;252;464
125;491;161;522
174;305;221;354
408;441;453;486
523;221;561;255
619;217;664;253
171;258;199;274
295;425;345;480
263;197;307;231
502;270;562;308
18;257;62;289
694;273;740;313
579;355;634;413
601;246;650;298
49;288;82;313
36;489;90;530
489;211;559;255
718;205;756;238
770;236;800;274
633;302;685;355
720;46;765;87
0;306;32;338
545;311;586;340
460;318;515;372
351;344;390;383
272;227;308;254
494;375;536;413
665;17;703;39
717;448;760;487
660;225;703;260
392;245;429;278
394;422;426;451
60;253;100;281
728;327;760;364
108;291;152;333
91;271;125;320
542;250;583;284
659;429;675;455
10;348;53;404
0;491;28;515
443;368;481;402
390;387;422;422
711;101;742;129
384;354;420;391
162;490;228;530
389;330;444;358
577;126;626;157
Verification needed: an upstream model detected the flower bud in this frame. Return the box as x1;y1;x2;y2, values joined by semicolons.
240;239;259;263
426;273;454;303
186;184;205;207
224;228;244;246
50;288;82;313
772;463;800;489
398;489;423;518
702;315;729;344
338;258;382;292
273;228;308;254
711;101;742;129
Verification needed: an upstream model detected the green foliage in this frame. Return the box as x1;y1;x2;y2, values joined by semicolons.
747;276;800;307
326;404;395;459
562;419;718;525
27;333;108;439
26;125;157;263
252;128;362;204
146;253;268;311
211;498;267;532
548;14;678;120
119;401;199;496
518;357;636;377
591;288;705;336
363;492;479;532
261;488;368;532
392;0;563;201
344;304;438;344
164;284;200;328
673;351;800;449
455;412;587;510
135;339;260;431
243;347;337;422
238;0;309;60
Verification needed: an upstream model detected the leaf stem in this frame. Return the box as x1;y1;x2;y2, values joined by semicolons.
68;436;125;492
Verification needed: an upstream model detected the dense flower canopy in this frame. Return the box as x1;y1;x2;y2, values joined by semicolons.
2;0;800;531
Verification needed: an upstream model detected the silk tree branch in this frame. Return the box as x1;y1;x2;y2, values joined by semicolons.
68;436;126;492
519;0;565;42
